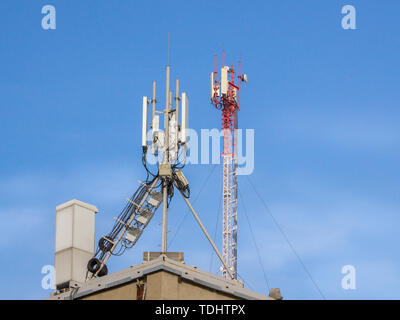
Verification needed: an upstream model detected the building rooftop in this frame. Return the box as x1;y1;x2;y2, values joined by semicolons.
48;253;275;300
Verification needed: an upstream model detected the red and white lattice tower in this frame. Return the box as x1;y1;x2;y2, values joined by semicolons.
211;51;247;279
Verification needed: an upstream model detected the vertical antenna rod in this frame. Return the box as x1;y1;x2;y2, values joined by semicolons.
175;79;180;133
152;81;156;120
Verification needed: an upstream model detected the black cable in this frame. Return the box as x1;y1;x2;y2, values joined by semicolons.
92;143;188;269
245;175;326;300
142;151;158;178
94;174;160;260
238;186;271;291
237;272;256;292
172;170;190;198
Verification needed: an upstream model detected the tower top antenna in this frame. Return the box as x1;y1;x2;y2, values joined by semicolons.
210;51;247;279
167;32;170;66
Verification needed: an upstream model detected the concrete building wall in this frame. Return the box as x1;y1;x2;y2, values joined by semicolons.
145;271;238;300
81;281;139;300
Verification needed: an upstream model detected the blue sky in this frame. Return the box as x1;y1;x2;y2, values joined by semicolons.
0;0;399;299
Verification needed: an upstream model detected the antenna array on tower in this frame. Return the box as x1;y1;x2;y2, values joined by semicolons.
211;51;247;280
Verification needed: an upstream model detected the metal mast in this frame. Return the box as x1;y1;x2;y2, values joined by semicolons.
211;51;247;279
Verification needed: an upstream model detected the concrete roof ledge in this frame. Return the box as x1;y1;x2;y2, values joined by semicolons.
48;254;274;300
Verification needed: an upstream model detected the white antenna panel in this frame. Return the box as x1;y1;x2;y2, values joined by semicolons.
142;96;148;148
221;66;229;95
169;111;178;162
181;92;189;144
152;114;159;154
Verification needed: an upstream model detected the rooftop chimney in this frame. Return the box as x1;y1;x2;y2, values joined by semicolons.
54;199;97;291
